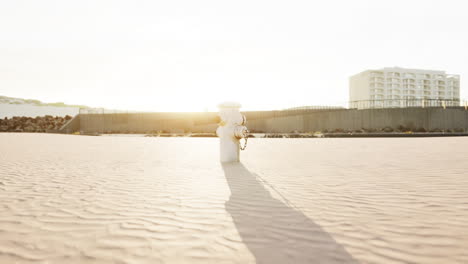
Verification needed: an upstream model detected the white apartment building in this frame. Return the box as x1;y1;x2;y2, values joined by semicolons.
349;67;460;109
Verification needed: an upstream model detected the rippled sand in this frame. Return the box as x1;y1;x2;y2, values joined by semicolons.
1;133;467;263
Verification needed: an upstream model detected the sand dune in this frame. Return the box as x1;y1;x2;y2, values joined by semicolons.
1;134;467;263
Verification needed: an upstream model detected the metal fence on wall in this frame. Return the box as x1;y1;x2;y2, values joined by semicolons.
78;99;468;116
79;108;135;114
349;99;467;109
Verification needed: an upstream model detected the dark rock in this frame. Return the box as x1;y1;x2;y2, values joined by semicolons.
383;127;394;132
397;125;409;132
24;126;35;132
0;115;71;133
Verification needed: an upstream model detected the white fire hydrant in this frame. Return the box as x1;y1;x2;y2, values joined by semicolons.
216;102;249;163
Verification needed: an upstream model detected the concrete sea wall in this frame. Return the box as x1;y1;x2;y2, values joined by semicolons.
248;108;468;132
63;108;468;134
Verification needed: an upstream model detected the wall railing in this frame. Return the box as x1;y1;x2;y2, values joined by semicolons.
349;99;466;109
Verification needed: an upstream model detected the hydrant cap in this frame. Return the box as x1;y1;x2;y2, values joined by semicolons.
218;102;241;109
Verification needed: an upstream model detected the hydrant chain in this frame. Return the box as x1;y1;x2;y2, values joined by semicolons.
240;135;248;151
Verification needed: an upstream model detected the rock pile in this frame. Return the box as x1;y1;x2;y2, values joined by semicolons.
0;115;73;132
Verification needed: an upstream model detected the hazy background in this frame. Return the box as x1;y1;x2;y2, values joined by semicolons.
1;0;467;111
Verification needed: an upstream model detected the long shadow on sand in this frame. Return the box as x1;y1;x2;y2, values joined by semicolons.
223;163;357;264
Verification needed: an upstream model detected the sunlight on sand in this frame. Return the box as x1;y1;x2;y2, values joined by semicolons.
1;134;467;263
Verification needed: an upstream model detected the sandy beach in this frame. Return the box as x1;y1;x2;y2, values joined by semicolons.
1;133;467;263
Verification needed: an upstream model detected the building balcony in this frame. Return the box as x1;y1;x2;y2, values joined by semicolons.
370;71;384;77
371;88;385;94
386;72;401;78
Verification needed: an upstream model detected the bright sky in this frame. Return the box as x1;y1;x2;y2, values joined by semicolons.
1;0;467;111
